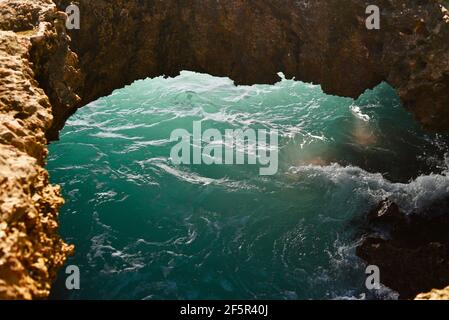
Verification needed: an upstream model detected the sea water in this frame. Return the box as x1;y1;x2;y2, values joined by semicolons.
48;71;449;300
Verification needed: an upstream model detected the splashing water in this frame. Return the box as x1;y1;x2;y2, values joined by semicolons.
48;71;449;300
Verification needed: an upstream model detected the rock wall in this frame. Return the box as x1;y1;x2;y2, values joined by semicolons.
53;0;449;137
357;199;449;299
0;0;77;299
0;0;449;299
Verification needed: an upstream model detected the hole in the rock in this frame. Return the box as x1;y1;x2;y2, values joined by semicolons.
46;71;449;300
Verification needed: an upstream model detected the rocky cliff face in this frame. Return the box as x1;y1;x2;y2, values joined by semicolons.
0;0;448;299
0;0;77;299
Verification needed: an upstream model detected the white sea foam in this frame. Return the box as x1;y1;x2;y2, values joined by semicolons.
350;105;371;122
289;161;449;213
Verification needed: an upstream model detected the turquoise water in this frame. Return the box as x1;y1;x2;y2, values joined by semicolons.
48;71;449;300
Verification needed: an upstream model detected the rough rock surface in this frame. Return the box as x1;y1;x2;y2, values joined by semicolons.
357;198;449;299
1;0;449;299
416;286;449;300
0;0;76;299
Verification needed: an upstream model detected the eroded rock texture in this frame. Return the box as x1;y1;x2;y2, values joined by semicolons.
0;0;449;299
0;0;77;299
416;286;449;300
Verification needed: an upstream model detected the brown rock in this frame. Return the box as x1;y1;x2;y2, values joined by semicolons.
53;0;449;134
416;286;449;300
357;198;449;299
0;1;75;299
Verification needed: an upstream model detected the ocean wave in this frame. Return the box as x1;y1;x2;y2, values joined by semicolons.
288;161;449;213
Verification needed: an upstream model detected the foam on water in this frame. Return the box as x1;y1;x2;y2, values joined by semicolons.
289;161;449;214
48;71;449;300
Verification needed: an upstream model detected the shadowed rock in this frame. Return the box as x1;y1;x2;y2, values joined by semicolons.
357;198;449;299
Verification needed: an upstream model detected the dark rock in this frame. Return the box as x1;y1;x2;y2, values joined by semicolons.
367;199;406;228
357;197;449;299
357;238;449;299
